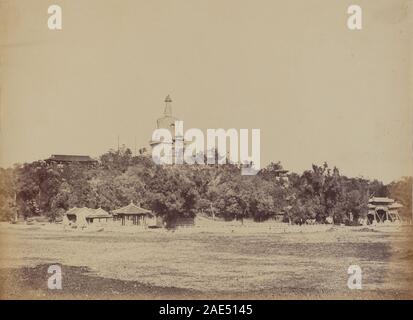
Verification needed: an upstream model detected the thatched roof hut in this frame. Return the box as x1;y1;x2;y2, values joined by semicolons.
88;208;111;219
64;207;112;226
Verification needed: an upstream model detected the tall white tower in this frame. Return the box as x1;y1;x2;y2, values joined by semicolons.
150;95;184;163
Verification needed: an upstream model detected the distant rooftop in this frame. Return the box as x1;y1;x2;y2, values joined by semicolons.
65;207;111;219
46;154;97;163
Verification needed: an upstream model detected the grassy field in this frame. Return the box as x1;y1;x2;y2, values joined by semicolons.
0;222;412;299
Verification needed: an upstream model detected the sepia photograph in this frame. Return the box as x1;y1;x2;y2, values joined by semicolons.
0;0;412;306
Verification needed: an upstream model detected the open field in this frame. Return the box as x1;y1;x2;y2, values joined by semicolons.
0;222;412;299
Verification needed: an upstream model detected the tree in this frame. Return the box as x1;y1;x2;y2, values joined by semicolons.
6;147;398;227
0;168;16;221
388;177;412;221
146;166;200;225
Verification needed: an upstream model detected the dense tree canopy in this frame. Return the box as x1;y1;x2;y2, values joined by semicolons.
387;176;412;221
0;147;410;225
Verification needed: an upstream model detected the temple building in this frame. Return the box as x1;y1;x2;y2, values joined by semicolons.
367;197;402;224
46;154;97;165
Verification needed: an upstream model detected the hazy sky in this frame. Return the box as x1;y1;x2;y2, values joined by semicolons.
0;0;411;183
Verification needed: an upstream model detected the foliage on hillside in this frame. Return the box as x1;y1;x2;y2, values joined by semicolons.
0;147;409;224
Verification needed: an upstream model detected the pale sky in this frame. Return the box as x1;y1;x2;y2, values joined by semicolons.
0;0;412;183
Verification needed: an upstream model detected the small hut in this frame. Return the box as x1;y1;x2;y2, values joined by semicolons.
64;207;112;228
86;208;112;224
112;202;155;226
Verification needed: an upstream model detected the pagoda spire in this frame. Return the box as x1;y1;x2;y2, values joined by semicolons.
164;95;172;116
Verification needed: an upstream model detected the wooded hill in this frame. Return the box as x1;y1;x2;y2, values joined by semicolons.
0;147;411;225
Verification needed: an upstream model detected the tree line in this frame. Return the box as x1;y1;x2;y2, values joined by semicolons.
0;147;411;224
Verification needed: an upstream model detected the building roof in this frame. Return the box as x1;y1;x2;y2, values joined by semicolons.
66;207;81;216
112;202;152;216
47;154;97;163
72;207;93;223
65;207;112;219
369;197;395;204
88;208;112;219
389;202;403;209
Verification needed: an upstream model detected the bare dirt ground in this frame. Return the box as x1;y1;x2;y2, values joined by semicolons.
0;222;412;299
